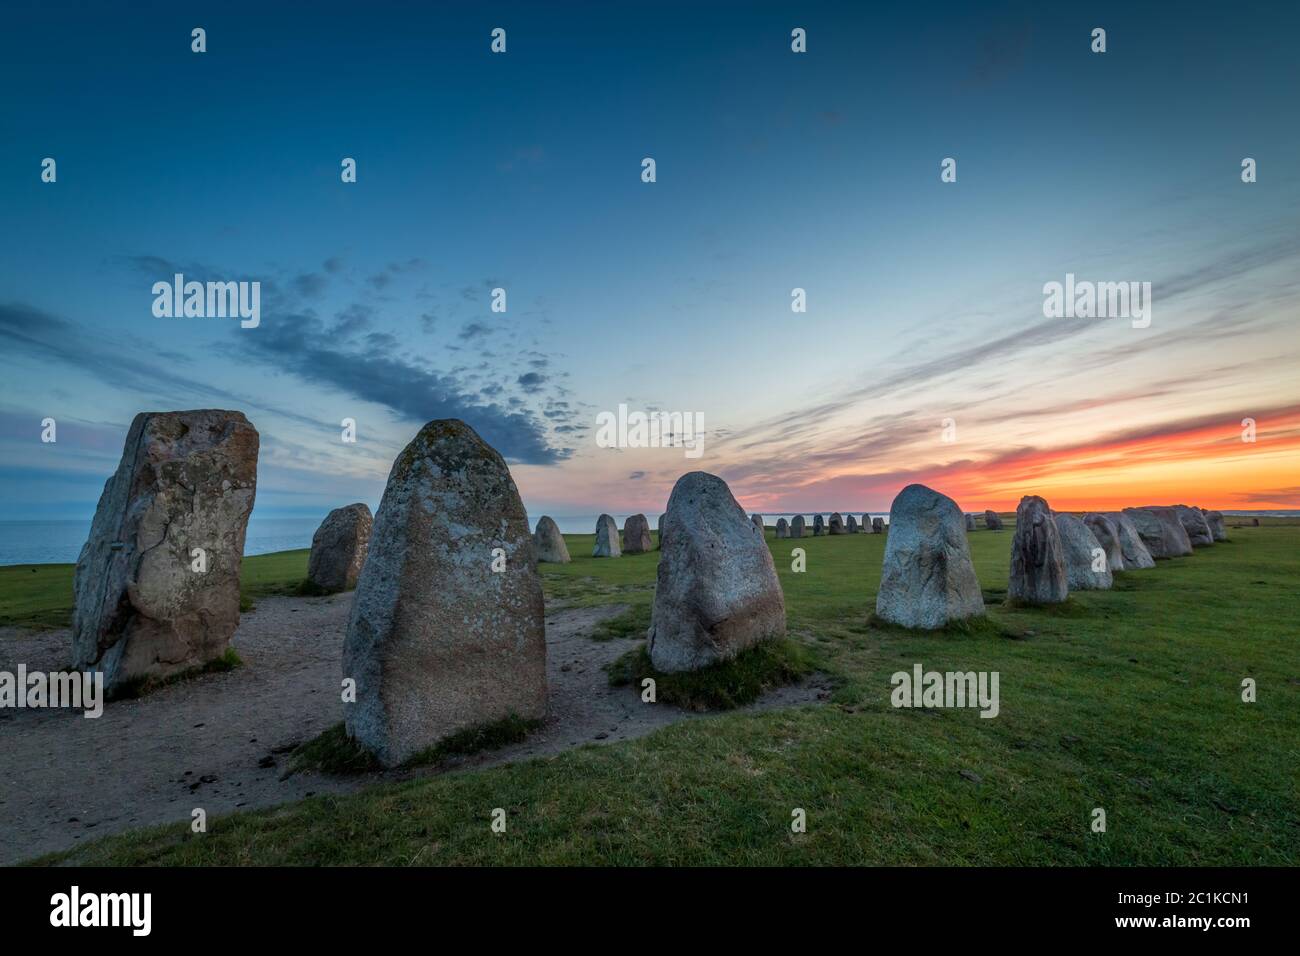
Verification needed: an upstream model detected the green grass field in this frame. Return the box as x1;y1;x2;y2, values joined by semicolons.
10;521;1300;866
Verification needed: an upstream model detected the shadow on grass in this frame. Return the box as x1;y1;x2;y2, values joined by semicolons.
289;713;543;777
605;637;814;711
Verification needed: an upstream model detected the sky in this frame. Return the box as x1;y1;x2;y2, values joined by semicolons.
1;0;1298;524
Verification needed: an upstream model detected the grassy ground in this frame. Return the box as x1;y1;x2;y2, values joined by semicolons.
13;522;1300;865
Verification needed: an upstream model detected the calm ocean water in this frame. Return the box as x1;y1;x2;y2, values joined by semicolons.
1;511;1293;566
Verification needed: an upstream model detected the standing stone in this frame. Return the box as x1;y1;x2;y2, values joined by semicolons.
1102;512;1157;570
790;515;805;538
649;472;786;672
533;515;570;563
1202;509;1227;542
1173;504;1214;547
751;514;765;537
1252;517;1260;527
874;484;984;629
860;514;872;532
342;420;546;768
872;517;884;533
984;510;1004;531
846;514;859;533
828;512;845;534
1008;496;1068;605
1124;507;1193;558
775;517;789;538
307;503;373;593
72;410;259;696
965;514;976;532
1082;513;1125;572
813;514;826;536
594;513;622;557
623;513;653;554
1054;513;1113;590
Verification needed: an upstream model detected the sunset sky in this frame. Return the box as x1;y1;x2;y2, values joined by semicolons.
2;1;1298;522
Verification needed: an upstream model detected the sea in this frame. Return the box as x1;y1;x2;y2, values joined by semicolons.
1;511;1294;567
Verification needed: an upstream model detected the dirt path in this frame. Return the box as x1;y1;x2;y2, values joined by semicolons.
0;595;829;864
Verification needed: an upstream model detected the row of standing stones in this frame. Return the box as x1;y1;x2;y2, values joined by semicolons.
70;409;1228;766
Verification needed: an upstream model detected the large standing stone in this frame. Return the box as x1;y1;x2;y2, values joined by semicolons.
1124;507;1193;558
872;517;884;533
874;484;984;629
594;513;622;557
649;472;786;672
1102;512;1157;569
1202;509;1227;542
965;514;976;532
307;503;373;593
1054;513;1113;590
845;514;858;533
813;514;826;536
1009;496;1068;604
984;510;1004;530
1082;513;1125;572
342;420;546;767
623;513;653;554
775;517;789;538
533;515;570;563
751;514;765;536
1173;504;1214;547
829;512;845;535
790;515;805;538
72;410;259;696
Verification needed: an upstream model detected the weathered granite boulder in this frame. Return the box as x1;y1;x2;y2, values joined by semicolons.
1202;509;1227;542
790;515;805;538
1125;507;1193;558
874;484;984;629
1054;513;1112;590
623;513;653;553
846;514;859;533
342;420;546;767
813;514;826;536
1082;513;1125;572
828;512;845;535
1102;512;1157;569
533;515;570;563
1173;504;1214;547
872;517;884;533
751;514;765;536
649;472;786;672
1008;496;1068;604
72;410;259;696
775;517;789;538
984;510;1004;530
307;503;372;593
965;513;976;532
594;513;622;557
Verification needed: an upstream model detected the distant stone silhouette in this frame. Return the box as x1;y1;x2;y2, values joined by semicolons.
872;517;884;533
623;513;653;554
776;517;790;538
829;512;845;534
1103;512;1156;569
984;510;1004;531
594;513;622;557
790;515;805;538
1173;504;1214;547
307;503;372;593
813;514;826;536
533;515;570;563
1055;513;1112;590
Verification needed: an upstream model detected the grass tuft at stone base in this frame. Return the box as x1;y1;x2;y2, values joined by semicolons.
606;637;813;711
290;713;543;776
111;648;243;701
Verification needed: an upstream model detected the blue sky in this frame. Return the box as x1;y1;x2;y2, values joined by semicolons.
2;1;1298;522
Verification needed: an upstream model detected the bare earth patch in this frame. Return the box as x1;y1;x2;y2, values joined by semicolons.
0;595;829;864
